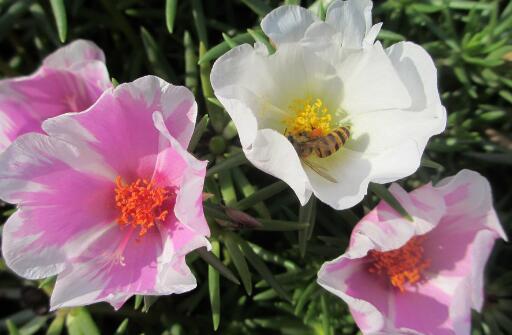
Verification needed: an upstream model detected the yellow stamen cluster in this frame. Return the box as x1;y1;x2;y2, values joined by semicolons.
284;97;332;137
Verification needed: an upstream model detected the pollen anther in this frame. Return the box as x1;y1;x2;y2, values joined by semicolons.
284;97;333;137
368;236;431;292
114;176;171;236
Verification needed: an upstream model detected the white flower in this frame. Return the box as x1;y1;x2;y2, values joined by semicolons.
211;0;446;210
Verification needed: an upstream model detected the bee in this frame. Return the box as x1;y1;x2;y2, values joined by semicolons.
287;126;351;183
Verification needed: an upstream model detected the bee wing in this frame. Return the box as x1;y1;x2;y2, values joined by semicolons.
302;159;338;183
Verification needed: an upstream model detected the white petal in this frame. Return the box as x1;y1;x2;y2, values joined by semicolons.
261;5;318;46
326;0;374;49
342;42;446;184
305;149;372;210
386;41;443;110
349;105;446;183
301;21;341;59
347;106;442;155
244;129;311;205
367;139;425;184
339;42;411;114
260;43;343;111
303;21;337;41
211;45;267;147
363;22;382;47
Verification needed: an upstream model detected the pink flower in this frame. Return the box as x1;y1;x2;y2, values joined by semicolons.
0;40;111;152
0;75;209;310
317;170;506;335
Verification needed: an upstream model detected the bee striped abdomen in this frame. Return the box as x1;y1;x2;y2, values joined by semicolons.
288;126;351;159
311;126;351;158
334;127;350;144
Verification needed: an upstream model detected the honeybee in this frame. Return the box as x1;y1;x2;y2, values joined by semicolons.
287;126;351;183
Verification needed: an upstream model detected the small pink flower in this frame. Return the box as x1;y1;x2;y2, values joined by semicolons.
317;170;506;335
0;75;209;310
0;40;111;151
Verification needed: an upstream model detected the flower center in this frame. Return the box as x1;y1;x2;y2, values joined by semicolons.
284;97;333;137
368;236;430;292
114;176;172;236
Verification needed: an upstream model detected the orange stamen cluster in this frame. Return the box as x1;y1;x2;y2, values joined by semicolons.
368;236;430;292
114;176;170;236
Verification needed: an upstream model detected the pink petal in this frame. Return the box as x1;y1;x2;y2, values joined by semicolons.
43;40;106;69
0;67;109;150
470;229;500;310
50;213;208;310
0;40;110;151
318;257;388;333
156;217;209;293
423;222;475;279
436;169;506;239
50;224;161;310
42;76;197;179
387;182;445;234
391;275;473;334
393;278;454;335
435;170;506;310
0;133;114;279
345;181;444;255
152;111;210;237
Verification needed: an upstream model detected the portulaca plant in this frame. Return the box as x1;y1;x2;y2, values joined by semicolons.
0;1;509;334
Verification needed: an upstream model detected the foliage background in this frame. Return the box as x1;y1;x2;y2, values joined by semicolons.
0;0;511;334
